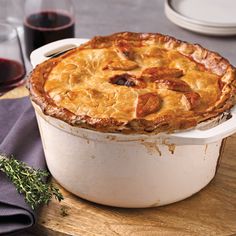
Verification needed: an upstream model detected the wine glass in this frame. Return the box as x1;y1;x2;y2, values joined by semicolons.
24;0;75;58
0;23;26;95
0;0;25;34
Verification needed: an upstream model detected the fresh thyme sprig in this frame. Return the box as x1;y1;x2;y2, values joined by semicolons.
0;154;63;210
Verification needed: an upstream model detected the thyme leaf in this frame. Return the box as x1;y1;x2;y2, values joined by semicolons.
0;154;63;210
60;205;69;217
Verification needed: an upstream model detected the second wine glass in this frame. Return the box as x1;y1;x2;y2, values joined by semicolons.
0;23;26;94
24;0;75;58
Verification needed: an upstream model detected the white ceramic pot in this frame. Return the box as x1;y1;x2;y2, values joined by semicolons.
30;39;236;208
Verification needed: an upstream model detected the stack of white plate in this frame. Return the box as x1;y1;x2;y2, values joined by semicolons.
165;0;236;36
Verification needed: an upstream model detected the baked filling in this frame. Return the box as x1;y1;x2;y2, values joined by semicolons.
29;32;236;133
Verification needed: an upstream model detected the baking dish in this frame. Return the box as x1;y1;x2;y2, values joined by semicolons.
30;38;236;208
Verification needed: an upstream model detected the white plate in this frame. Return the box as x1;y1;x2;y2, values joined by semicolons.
165;0;236;36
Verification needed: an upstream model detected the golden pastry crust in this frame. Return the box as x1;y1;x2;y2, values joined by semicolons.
28;32;236;133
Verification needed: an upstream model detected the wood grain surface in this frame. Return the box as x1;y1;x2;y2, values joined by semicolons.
3;86;236;236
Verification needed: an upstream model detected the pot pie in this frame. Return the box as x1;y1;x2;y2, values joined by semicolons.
29;32;236;133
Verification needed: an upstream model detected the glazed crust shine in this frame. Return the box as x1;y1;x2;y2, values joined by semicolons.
28;32;236;133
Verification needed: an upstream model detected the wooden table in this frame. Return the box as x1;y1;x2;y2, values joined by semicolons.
2;86;236;236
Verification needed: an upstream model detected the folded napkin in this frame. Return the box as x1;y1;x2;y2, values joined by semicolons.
0;97;45;235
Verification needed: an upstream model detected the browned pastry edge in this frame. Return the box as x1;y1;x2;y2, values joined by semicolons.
28;32;236;134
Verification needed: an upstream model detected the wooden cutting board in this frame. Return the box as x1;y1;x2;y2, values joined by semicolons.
2;86;236;236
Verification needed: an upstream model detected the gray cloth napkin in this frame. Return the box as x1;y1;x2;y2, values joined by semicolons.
0;96;45;235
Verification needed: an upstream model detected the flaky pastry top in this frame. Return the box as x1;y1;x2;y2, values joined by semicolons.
28;32;236;133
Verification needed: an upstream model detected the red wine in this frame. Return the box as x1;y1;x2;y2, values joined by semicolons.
24;11;75;58
0;58;25;87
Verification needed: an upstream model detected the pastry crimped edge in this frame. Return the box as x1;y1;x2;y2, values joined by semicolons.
28;32;236;134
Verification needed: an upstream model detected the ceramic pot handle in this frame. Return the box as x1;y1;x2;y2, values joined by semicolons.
170;106;236;144
30;38;89;68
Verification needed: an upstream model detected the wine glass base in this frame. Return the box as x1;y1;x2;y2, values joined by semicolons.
0;79;27;96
